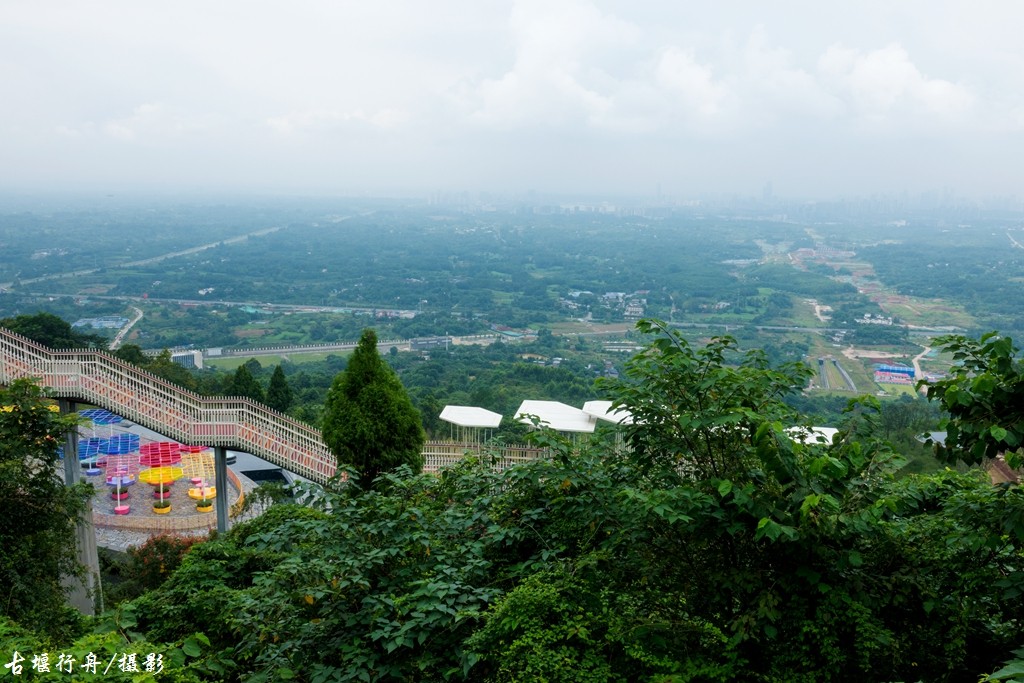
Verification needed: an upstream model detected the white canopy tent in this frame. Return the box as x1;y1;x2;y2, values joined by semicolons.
581;400;633;426
515;400;596;434
439;405;503;445
785;426;839;444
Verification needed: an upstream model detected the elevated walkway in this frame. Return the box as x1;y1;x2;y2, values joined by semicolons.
1;328;338;484
0;328;545;484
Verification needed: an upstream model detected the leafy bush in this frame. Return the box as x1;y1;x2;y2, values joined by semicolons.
127;533;207;591
39;327;1024;681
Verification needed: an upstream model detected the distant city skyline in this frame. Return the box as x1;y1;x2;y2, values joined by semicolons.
2;2;1023;200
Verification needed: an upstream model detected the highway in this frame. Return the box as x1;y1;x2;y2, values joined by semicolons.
1;226;282;291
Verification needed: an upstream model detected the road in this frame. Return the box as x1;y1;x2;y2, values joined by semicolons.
3;212;377;292
110;306;143;350
669;321;960;335
912;344;931;383
33;291;420;318
0;226;282;290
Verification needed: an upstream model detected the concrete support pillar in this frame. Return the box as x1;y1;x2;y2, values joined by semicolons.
58;399;101;616
60;398;80;487
215;446;229;534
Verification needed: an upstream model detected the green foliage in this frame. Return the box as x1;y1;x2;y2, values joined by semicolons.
986;648;1024;682
0;615;208;682
112;343;148;365
127;533;207;592
145;349;201;391
11;325;1021;681
266;364;294;413
925;332;1024;465
322;328;425;487
0;312;104;349
127;483;505;681
228;362;265;403
603;318;813;484
466;568;622;682
0;379;93;641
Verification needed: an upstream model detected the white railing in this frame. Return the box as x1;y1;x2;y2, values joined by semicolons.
0;328;544;484
422;441;546;472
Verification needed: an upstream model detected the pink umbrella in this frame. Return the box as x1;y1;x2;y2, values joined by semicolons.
139;441;184;467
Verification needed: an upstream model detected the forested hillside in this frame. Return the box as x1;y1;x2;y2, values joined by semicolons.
4;325;1024;682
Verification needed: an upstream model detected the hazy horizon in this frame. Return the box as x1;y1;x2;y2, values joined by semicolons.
3;2;1023;201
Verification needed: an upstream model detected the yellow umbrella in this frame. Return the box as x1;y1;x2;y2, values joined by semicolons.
138;466;184;485
180;450;215;482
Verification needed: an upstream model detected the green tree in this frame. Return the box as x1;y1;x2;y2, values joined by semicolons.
266;364;294;413
322;328;424;487
146;349;199;391
0;379;94;640
603;318;813;483
228;363;265;403
88;328;1024;681
924;331;1024;465
0;312;104;349
112;343;148;366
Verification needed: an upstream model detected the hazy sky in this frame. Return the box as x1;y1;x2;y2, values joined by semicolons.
2;1;1023;199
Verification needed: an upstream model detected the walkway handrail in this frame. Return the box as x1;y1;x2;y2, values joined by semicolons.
0;328;547;484
0;327;338;484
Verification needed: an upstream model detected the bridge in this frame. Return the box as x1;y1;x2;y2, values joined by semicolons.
0;326;546;615
0;327;544;521
0;327;339;486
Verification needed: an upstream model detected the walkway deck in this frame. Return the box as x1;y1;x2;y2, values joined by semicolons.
0;328;543;484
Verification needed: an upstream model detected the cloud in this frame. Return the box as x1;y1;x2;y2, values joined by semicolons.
736;27;843;124
50;103;220;145
654;47;728;118
0;1;1019;196
466;0;637;128
265;108;411;135
818;43;974;122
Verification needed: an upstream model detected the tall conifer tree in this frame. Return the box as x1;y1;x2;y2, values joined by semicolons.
322;329;425;488
266;364;294;413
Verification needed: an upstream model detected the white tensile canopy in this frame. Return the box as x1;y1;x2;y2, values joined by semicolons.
515;400;596;434
785;426;839;444
439;405;503;428
439;405;503;443
581;400;633;425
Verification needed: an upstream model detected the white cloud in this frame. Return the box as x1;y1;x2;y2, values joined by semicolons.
466;0;636;128
266;108;410;135
654;47;728;119
736;27;843;123
0;1;1020;196
818;43;974;122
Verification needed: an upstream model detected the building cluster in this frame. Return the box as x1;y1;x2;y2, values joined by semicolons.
857;313;895;325
874;363;915;385
559;289;648;320
72;316;129;330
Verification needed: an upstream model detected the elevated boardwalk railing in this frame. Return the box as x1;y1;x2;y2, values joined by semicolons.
0;328;544;485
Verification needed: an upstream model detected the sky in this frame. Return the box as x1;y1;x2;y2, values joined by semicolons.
2;1;1023;200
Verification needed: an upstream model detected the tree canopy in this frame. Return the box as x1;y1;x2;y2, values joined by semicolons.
265;364;293;413
8;325;1024;681
0;312;104;349
227;362;265;403
0;379;93;641
925;331;1024;466
322;328;425;487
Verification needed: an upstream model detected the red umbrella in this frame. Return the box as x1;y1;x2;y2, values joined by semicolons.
139;441;183;467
